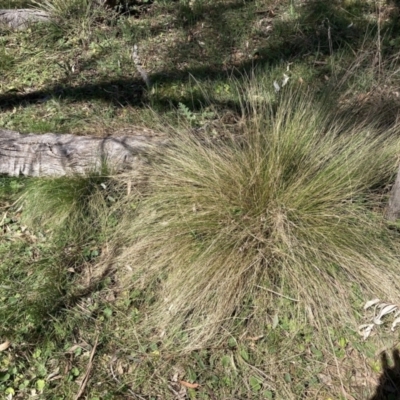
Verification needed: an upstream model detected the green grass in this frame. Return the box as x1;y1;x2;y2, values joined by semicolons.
3;0;400;398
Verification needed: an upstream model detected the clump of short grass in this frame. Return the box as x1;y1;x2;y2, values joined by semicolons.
115;85;400;350
31;0;94;21
20;171;117;236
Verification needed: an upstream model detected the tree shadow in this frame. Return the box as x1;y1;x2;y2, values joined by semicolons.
1;0;400;119
370;349;400;400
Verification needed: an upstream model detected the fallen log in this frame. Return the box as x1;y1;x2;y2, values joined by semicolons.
0;128;164;177
387;164;400;221
0;9;51;31
0;2;117;30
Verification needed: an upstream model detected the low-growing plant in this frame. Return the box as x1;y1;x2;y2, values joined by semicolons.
31;0;92;20
0;170;126;341
19;170;119;237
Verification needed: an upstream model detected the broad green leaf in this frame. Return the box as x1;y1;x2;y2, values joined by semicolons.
240;348;249;362
249;376;261;392
284;373;292;383
36;379;45;391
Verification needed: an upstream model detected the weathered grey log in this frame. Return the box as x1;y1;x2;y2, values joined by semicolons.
0;9;51;30
0;129;164;177
0;2;117;30
387;164;400;221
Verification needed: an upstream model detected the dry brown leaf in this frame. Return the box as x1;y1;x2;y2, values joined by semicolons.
0;341;11;351
317;373;332;386
179;380;200;389
116;361;124;375
48;374;62;382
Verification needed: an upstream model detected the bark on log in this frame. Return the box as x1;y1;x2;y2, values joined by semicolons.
0;129;164;177
0;9;51;31
387;164;400;221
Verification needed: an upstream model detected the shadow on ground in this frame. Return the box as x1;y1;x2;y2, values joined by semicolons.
370;349;400;400
1;0;400;122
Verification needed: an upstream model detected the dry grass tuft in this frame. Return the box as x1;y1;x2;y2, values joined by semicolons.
115;85;400;350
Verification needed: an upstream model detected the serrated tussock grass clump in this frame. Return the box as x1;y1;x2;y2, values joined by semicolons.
117;88;400;350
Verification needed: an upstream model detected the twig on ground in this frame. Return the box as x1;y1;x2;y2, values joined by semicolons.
0;195;24;210
0;212;7;227
255;285;299;302
74;334;99;400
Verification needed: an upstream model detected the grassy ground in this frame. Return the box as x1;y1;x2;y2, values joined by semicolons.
2;0;400;399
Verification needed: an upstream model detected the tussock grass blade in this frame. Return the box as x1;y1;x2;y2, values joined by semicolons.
115;86;400;350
